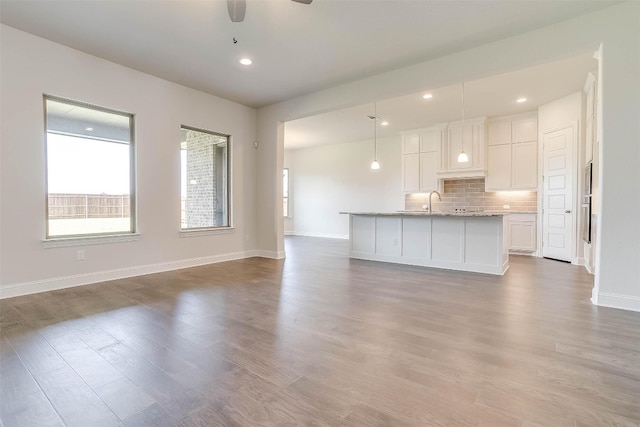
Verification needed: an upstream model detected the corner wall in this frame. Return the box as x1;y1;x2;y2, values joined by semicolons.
0;25;259;297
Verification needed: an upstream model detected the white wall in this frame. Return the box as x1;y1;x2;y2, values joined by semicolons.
0;25;258;297
257;2;640;312
283;150;295;234
538;92;583;131
286;136;403;238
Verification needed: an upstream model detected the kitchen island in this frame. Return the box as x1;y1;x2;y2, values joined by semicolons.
340;211;509;275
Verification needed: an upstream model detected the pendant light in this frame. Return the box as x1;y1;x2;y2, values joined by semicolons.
370;102;380;170
457;82;469;163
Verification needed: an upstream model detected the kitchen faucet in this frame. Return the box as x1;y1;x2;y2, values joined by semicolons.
427;190;441;212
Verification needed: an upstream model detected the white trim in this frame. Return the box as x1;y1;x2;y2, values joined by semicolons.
509;251;537;257
179;227;235;237
486;111;538;123
573;257;585;266
0;250;260;299
595;293;640;313
42;233;141;248
591;43;604;314
284;231;297;236
294;232;349;240
584;262;595;275
583;72;596;93
253;250;286;259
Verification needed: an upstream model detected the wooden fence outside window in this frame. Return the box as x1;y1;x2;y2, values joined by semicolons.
48;194;130;219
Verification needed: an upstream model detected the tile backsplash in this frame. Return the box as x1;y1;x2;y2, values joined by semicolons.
405;178;538;212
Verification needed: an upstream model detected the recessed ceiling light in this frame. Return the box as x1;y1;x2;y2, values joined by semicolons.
85;127;94;131
516;97;528;103
380;121;389;126
423;93;433;99
239;58;252;65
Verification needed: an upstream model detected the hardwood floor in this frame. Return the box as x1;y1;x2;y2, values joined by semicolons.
1;236;639;426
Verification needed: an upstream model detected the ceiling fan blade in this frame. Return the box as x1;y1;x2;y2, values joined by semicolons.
291;0;313;4
227;0;246;22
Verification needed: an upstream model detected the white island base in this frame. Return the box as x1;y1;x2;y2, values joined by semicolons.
344;213;509;275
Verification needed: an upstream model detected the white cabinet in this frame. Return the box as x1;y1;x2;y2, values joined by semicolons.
486;144;511;190
375;217;402;256
347;213;509;275
512;117;537;143
420;152;438;192
440;118;486;176
402;126;444;193
486;114;538;191
403;134;420;154
487;121;511;146
512;141;537;189
508;214;537;253
403;153;420;192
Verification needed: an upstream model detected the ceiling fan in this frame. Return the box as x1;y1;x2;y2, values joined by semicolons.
227;0;312;23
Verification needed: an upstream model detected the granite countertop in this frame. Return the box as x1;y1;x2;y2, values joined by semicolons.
339;211;509;217
484;210;538;214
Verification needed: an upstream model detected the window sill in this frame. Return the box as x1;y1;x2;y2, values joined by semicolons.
180;227;235;238
42;233;141;248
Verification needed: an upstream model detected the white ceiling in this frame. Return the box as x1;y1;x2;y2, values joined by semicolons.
0;0;617;108
284;52;597;149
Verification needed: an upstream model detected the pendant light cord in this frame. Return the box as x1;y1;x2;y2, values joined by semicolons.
461;82;465;153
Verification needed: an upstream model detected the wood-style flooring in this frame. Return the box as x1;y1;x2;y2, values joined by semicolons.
1;236;639;426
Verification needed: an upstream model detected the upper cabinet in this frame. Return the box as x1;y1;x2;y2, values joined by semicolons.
487;120;511;146
402;119;487;192
486;113;538;191
403;133;420;154
401;125;445;193
439;118;486;177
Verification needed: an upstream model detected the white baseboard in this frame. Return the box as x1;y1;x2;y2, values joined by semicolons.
293;232;349;240
584;262;595;275
253;250;286;259
596;292;640;312
509;251;537;257
0;250;270;299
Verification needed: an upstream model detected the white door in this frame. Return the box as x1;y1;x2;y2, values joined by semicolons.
542;125;575;262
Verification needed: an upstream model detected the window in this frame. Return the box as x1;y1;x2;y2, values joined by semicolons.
180;126;230;229
283;168;290;218
45;96;135;238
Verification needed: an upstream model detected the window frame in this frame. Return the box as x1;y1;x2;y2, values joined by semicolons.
43;94;137;241
179;124;232;232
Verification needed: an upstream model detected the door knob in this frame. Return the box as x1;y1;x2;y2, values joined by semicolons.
565;210;572;213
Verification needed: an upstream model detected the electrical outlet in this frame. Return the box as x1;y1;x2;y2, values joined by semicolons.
503;204;510;209
76;250;85;261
